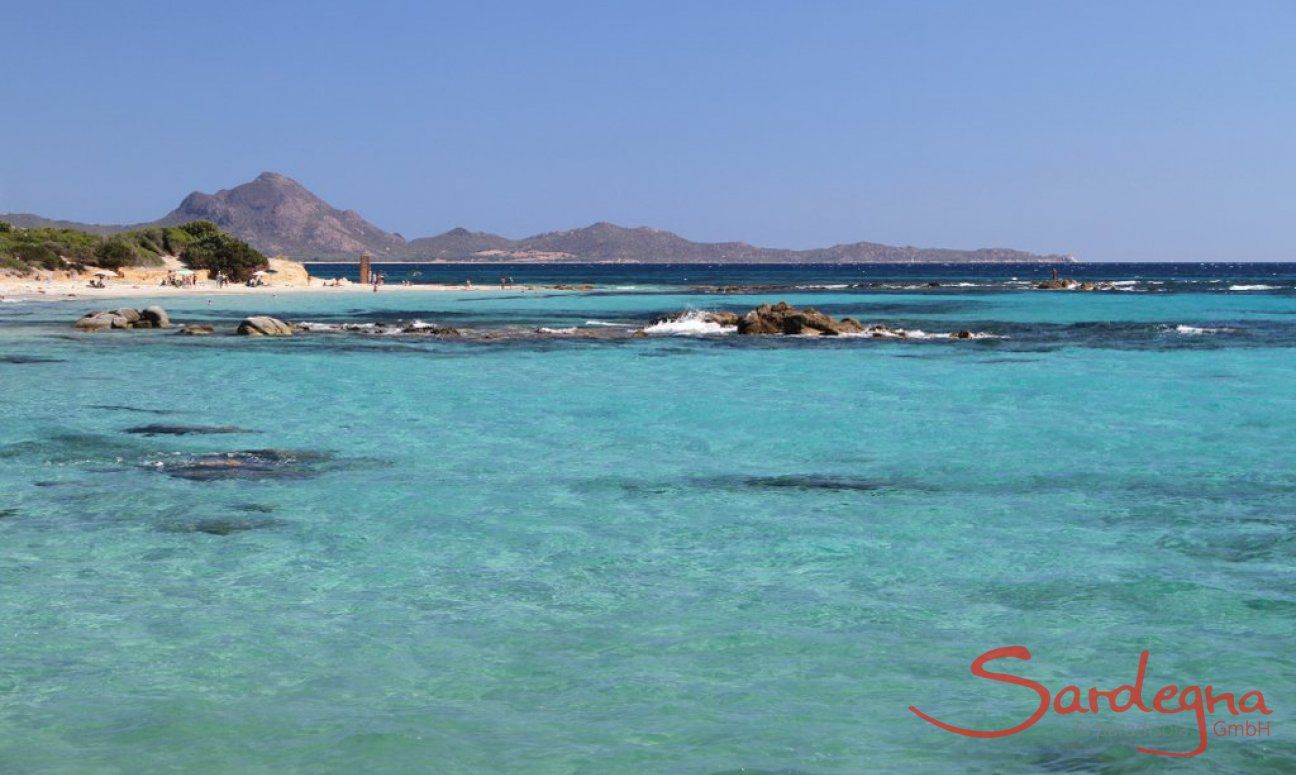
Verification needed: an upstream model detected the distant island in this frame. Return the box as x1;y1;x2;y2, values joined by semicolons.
3;172;1074;264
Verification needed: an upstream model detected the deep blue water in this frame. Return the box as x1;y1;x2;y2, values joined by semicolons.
1;264;1293;773
306;260;1296;292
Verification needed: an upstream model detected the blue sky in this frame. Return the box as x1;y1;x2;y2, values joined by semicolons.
3;1;1295;260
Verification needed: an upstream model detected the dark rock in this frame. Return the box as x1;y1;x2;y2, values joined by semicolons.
735;302;859;336
401;323;461;336
954;330;974;339
141;306;171;327
237;316;293;336
113;308;142;324
837;317;866;334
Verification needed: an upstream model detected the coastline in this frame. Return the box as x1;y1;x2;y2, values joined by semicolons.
0;279;517;302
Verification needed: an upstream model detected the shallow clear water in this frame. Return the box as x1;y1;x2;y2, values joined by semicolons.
1;267;1293;772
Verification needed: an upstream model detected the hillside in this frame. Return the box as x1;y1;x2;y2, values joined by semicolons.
154;173;406;259
3;173;1074;263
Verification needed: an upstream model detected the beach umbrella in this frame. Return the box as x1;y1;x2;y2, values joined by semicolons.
175;268;195;276
264;269;279;274
251;270;268;276
94;271;112;277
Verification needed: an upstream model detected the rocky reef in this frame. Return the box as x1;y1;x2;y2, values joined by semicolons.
648;303;988;339
1036;273;1116;291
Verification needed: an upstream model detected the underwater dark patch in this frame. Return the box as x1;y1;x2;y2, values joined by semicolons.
0;508;19;519
150;449;332;482
124;424;258;437
88;404;176;415
741;475;887;492
232;502;276;513
163;517;282;536
0;354;66;364
1243;597;1296;614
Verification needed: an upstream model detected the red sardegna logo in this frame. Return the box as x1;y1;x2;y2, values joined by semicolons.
908;646;1272;758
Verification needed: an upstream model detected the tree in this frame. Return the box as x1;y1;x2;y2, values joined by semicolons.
0;221;12;233
181;232;267;282
94;238;138;269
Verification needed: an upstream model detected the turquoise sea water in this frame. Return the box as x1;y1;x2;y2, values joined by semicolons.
1;267;1293;773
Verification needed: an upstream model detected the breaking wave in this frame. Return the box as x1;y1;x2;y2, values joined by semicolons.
642;310;736;336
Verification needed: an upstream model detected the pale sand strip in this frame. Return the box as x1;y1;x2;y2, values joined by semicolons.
0;278;517;302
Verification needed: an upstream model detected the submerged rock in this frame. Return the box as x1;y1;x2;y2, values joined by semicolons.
0;354;66;364
89;404;175;414
1037;277;1117;292
124;424;256;436
164;517;281;536
741;475;886;492
151;449;330;481
401;322;461;336
237;316;294;336
177;324;215;335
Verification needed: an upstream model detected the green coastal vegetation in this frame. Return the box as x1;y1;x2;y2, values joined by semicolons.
0;219;267;281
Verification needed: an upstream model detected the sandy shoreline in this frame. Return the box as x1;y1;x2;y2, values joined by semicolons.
0;278;561;302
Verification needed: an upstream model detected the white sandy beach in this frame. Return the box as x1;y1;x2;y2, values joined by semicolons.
0;278;512;302
0;256;569;302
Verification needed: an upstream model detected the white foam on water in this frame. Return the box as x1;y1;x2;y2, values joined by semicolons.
538;327;578;334
642;310;736;336
1228;284;1279;291
1173;324;1236;335
583;320;623;327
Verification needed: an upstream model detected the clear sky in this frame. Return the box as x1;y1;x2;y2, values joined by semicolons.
3;1;1295;261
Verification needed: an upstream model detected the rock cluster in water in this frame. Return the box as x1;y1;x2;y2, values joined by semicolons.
73;306;170;331
736;302;866;335
1036;277;1116;291
651;303;984;340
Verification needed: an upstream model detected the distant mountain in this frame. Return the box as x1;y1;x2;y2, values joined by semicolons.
0;213;133;235
402;222;1072;264
2;173;1073;263
404;227;515;259
154;172;406;259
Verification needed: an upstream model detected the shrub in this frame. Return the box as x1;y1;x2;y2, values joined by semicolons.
12;243;63;270
94;238;139;269
181;232;266;282
179;220;221;239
